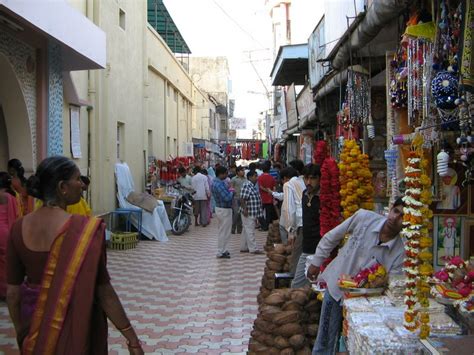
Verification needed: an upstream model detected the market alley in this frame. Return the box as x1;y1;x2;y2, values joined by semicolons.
0;221;267;354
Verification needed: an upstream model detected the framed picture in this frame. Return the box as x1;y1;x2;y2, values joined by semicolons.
431;163;468;215
464;219;474;260
434;216;465;268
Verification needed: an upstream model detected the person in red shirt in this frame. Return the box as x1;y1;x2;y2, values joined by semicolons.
257;161;277;231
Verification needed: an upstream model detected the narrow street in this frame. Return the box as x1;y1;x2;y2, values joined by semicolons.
0;221;267;354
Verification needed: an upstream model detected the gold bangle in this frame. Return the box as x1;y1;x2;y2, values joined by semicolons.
118;323;132;332
127;340;142;349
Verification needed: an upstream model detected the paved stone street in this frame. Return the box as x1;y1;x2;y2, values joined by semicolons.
0;219;267;354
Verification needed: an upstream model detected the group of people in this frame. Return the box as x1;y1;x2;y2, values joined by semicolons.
0;154;410;355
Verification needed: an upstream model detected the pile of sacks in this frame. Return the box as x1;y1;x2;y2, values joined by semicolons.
257;243;292;305
264;220;283;251
249;288;320;354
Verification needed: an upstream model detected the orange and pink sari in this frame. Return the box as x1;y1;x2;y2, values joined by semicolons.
20;215;108;354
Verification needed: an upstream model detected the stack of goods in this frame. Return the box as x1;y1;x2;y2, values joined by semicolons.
431;256;474;301
343;296;461;354
385;274;406;305
249;288;320;355
257;243;292;304
338;139;374;220
338;263;387;290
264;220;283;251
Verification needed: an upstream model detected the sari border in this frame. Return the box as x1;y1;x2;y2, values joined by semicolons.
22;216;101;354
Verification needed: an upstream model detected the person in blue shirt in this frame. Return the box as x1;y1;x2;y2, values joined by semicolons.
211;166;234;258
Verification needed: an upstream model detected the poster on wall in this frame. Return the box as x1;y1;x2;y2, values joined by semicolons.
434;215;465;268
70;106;82;158
431;164;468;215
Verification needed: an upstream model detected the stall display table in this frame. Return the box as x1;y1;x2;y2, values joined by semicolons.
110;207;142;235
343;296;462;354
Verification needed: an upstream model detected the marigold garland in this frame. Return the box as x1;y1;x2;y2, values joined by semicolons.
314;141;328;165
402;134;433;339
339;140;374;219
320;157;341;236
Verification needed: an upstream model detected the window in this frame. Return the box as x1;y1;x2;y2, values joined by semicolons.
117;122;125;160
174;89;178;102
147;129;153;156
167;84;171;97
119;8;126;30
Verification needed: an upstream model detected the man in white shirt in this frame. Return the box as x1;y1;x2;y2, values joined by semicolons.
191;167;210;227
283;160;306;274
272;167;298;244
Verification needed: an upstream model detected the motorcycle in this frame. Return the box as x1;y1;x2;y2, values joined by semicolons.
171;183;194;235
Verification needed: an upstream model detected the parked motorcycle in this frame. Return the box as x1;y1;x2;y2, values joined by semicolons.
171;183;194;235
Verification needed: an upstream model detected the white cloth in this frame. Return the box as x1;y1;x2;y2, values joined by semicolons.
215;207;232;255
192;172;210;201
283;176;306;232
240;214;258;252
115;162;171;241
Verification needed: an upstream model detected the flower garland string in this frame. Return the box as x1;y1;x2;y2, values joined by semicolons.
339;140;374;219
402;134;433;338
320;157;341;236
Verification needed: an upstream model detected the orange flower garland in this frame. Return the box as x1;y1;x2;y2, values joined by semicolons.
339;140;374;219
402;134;433;339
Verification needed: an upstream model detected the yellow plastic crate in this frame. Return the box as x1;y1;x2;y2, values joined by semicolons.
109;232;138;250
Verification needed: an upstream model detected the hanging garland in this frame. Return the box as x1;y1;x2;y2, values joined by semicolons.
320;157;341;236
339;140;374;220
313;140;328;165
402;134;433;339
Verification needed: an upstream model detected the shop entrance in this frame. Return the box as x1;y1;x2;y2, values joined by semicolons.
0;53;33;172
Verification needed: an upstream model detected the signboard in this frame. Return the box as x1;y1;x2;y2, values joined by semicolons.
309;16;327;89
285;84;298;130
228;99;235;118
229;117;247;130
297;84;316;121
70;106;82;158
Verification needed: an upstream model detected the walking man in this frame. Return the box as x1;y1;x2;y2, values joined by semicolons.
191;167;210;227
212;166;234;258
240;171;264;254
257;161;277;231
231;166;246;234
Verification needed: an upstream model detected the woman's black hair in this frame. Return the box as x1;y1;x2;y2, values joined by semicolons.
27;156;78;205
0;172;16;196
8;158;27;186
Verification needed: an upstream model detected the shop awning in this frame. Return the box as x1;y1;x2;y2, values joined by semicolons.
0;0;106;70
147;0;191;54
270;44;308;86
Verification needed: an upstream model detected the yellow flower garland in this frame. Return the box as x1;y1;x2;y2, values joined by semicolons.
339;140;374;219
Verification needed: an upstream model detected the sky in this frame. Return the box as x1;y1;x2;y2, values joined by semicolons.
164;0;274;139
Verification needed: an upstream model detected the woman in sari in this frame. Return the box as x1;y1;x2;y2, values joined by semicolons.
0;172;19;299
6;156;143;354
8;159;34;216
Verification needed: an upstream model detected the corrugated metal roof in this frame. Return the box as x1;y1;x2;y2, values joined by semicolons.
147;0;191;54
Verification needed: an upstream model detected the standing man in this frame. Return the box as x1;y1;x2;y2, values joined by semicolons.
212;166;234;258
291;164;321;288
272;167;298;245
178;167;193;190
191;167;210;227
231;166;246;234
284;159;306;274
240;171;264;254
257;161;277;231
307;198;405;354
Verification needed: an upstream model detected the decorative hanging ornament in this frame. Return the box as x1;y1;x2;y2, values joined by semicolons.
436;149;450;176
431;71;459;109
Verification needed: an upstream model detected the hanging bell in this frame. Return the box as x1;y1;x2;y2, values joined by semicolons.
437;149;450;176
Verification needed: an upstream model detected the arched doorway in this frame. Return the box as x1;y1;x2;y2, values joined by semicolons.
0;53;34;173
